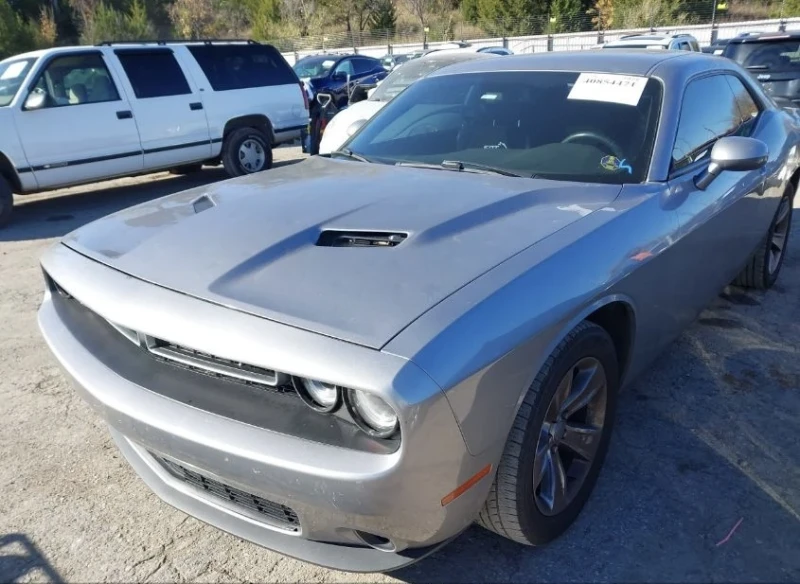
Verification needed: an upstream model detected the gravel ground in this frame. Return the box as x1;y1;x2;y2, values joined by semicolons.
1;146;799;583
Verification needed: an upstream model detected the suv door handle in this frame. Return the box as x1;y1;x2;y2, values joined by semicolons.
116;110;133;119
190;102;203;111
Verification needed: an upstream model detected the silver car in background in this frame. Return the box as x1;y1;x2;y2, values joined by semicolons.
39;51;797;572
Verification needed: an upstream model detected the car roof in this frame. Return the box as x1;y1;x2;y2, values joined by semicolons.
427;49;707;77
727;30;800;44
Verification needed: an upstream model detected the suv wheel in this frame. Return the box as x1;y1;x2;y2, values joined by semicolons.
222;127;273;177
0;176;13;228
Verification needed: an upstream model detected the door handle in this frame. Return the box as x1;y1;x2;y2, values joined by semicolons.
190;102;203;111
116;110;133;119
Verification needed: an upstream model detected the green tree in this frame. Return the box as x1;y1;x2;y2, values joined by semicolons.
125;0;154;38
369;0;396;32
0;0;37;59
476;0;549;35
548;0;584;32
461;0;480;22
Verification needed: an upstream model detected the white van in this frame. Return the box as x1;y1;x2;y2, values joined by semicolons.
0;40;309;226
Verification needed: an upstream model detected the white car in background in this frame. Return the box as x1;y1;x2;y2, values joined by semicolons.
318;50;498;155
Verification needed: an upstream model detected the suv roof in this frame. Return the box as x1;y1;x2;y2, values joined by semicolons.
604;32;697;48
726;30;800;44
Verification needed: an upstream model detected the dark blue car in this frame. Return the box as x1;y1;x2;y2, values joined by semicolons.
293;53;388;109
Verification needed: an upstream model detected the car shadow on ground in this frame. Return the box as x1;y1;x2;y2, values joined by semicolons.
0;534;63;583
396;233;800;584
1;158;302;244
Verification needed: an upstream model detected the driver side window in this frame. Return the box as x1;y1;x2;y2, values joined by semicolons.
672;75;741;171
30;53;120;109
333;59;355;78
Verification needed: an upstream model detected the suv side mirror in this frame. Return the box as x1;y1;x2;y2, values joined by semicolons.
332;71;346;81
694;136;768;190
24;90;46;111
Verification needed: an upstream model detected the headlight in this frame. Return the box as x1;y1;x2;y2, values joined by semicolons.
293;377;340;412
346;389;398;438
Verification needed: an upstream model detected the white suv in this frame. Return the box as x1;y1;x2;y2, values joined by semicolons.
0;40;309;226
602;33;701;52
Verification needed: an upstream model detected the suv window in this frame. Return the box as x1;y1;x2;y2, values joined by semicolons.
353;57;377;75
725;38;800;72
188;44;297;91
115;49;191;99
29;52;120;109
672;75;757;171
333;59;355;78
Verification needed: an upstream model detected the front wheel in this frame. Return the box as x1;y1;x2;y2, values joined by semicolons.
0;176;13;228
734;189;793;290
222;127;273;177
478;321;619;545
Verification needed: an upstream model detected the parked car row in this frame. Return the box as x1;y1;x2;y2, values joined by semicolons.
0;40;308;226
37;48;798;573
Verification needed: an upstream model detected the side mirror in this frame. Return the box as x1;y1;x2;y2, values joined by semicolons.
346;118;367;137
694;136;768;190
332;71;346;82
24;90;46;111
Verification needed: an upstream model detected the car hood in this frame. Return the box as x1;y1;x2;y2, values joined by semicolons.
319;100;387;154
62;156;621;349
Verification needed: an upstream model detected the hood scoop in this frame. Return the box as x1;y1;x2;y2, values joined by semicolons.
316;230;408;248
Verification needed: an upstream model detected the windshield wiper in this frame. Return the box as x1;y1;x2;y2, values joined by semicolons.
330;148;371;163
746;65;770;70
395;160;528;178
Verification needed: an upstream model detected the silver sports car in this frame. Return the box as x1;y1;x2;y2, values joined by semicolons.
39;51;797;571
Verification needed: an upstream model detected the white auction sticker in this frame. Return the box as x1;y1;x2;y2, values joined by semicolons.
567;73;648;106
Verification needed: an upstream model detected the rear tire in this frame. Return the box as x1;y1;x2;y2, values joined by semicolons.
169;164;203;175
0;176;13;228
734;189;793;290
478;321;619;545
222;127;273;177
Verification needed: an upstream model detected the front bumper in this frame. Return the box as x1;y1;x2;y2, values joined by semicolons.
38;245;494;572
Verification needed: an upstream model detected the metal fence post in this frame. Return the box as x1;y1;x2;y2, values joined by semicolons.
547;34;553;51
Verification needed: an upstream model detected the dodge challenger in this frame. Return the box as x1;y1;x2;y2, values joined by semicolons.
38;50;797;571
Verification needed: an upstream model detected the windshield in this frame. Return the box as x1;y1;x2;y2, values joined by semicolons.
727;39;800;71
370;55;483;102
0;58;36;107
293;56;337;79
345;71;662;184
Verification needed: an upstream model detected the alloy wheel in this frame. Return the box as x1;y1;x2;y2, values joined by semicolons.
533;357;608;516
769;196;792;275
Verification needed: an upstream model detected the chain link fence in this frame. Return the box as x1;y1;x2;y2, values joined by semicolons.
272;0;798;62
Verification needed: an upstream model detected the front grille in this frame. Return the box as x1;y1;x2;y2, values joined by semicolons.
143;335;283;388
156;455;300;532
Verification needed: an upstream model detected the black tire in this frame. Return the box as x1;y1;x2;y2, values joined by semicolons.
0;175;13;228
478;321;619;546
169;164;203;175
222;127;273;177
734;189;794;290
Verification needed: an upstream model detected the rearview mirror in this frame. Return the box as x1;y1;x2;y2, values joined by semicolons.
694;136;768;190
24;90;46;111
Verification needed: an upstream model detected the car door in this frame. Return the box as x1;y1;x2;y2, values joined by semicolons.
330;58;356;107
667;73;768;324
12;50;143;190
110;48;211;171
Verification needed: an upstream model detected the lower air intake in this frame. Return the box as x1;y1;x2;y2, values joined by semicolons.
155;455;300;532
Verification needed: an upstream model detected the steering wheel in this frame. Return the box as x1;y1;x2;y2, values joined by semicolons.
562;132;623;157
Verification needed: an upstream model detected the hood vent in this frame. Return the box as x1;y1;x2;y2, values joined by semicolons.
316;230;407;248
